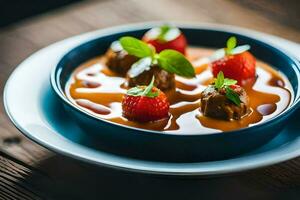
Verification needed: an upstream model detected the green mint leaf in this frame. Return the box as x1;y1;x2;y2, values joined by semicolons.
127;57;152;78
214;71;238;95
127;87;144;96
142;76;157;97
120;36;154;58
127;76;159;98
225;87;241;106
160;25;170;33
214;71;224;89
231;45;251;55
226;36;237;54
157;50;195;78
210;37;251;61
223;78;237;86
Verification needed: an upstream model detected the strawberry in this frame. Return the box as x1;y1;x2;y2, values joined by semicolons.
142;25;187;54
122;77;170;122
211;37;256;85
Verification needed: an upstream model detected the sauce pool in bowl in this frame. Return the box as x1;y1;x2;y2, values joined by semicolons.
65;47;292;134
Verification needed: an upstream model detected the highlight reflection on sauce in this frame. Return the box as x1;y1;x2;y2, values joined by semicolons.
65;48;292;134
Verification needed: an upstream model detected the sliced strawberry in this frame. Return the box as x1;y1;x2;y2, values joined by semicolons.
142;25;187;54
122;77;170;122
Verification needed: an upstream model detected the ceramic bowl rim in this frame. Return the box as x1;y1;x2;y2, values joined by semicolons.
50;22;300;136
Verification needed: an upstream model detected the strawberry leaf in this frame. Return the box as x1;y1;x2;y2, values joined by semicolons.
214;71;238;88
145;25;181;42
127;87;144;96
210;37;251;61
159;25;181;42
157;25;171;42
142;76;156;96
214;71;224;89
213;71;241;106
226;36;237;54
223;78;237;86
126;76;159;98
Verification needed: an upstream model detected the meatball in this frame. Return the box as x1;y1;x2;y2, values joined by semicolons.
127;65;175;91
200;85;249;120
105;42;138;76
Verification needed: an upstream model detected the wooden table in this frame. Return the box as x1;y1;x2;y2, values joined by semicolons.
0;0;299;199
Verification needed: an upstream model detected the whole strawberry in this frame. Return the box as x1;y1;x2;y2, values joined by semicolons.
122;77;170;122
211;37;256;85
142;25;187;54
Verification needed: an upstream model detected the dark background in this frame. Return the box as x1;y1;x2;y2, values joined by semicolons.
0;0;299;29
0;0;81;27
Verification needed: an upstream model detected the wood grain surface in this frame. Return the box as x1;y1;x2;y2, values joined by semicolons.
0;0;299;199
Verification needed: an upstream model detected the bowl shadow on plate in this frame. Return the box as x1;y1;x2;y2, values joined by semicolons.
41;86;300;162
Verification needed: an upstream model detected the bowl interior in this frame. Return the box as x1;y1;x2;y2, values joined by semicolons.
53;27;300;133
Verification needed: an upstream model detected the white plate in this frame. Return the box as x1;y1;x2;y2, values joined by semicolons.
4;22;300;176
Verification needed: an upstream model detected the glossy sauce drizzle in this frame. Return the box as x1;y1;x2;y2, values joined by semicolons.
65;48;292;134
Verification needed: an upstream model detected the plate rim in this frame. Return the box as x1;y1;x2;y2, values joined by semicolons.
3;21;300;176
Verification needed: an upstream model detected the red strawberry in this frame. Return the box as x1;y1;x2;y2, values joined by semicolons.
142;25;187;54
122;78;170;122
212;51;256;85
211;37;256;85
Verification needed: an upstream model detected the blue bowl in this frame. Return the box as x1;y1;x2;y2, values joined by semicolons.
51;25;300;162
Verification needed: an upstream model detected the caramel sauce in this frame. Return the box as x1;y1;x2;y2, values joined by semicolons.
65;48;292;134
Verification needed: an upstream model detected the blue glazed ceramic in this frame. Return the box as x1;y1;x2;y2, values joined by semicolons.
4;23;300;175
51;25;300;162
